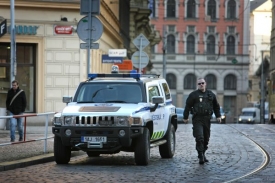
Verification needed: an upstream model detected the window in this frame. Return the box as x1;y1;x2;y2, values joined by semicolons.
205;74;216;89
184;74;196;89
229;26;235;33
167;0;176;18
227;36;235;55
207;35;215;54
168;25;175;32
166;73;176;89
167;34;175;53
227;0;236;19
187;0;196;18
208;26;215;33
149;0;156;17
207;0;216;20
148;86;160;102
188;26;195;33
162;83;171;100
224;74;236;90
187;35;195;54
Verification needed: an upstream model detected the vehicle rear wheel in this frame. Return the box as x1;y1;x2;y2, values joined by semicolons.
86;152;100;157
134;128;150;166
54;136;71;164
159;124;175;158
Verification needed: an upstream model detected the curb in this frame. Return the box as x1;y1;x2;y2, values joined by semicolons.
0;151;85;172
0;153;54;171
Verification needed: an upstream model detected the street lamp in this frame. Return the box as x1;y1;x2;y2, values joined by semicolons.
162;25;167;79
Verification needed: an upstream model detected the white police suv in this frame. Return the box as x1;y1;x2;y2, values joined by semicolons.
52;69;177;165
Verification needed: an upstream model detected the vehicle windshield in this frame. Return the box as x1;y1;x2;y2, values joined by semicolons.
242;112;255;116
74;83;143;103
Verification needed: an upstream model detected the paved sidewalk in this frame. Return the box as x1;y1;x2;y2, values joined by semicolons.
0;125;55;171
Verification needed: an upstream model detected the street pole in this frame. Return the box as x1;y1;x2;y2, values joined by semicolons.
10;0;16;84
162;25;166;79
260;51;265;124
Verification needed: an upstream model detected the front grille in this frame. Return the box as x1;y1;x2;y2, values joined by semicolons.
76;116;115;126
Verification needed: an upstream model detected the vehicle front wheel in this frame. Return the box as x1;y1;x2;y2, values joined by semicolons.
54;136;71;164
134;127;150;166
159;124;175;158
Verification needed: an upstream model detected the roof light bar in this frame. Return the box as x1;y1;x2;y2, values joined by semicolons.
88;73;141;80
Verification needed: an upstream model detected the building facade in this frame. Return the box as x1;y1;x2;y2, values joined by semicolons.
0;0;160;113
269;0;275;115
149;0;251;121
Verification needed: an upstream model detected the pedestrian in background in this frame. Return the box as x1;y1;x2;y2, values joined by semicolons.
6;80;27;142
183;78;221;164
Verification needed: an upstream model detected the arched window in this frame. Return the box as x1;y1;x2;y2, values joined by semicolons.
167;0;176;18
166;73;176;89
224;74;236;90
205;74;216;89
207;35;215;54
187;35;195;54
187;0;196;18
227;0;236;19
184;74;196;89
227;36;235;55
207;0;216;20
167;34;175;53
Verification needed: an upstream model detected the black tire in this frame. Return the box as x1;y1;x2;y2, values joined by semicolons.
86;152;100;157
159;124;175;158
54;136;71;164
134;128;150;166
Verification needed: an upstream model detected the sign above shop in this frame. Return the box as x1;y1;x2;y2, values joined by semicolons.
0;19;7;37
54;25;73;35
7;25;38;35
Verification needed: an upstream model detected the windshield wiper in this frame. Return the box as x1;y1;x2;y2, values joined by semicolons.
91;87;113;101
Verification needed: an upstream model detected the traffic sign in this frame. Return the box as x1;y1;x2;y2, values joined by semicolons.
131;51;149;69
108;49;127;57
133;33;150;50
80;43;99;49
102;54;123;63
80;0;100;15
77;16;103;43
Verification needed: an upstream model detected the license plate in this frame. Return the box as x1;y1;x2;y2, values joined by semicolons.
81;136;107;143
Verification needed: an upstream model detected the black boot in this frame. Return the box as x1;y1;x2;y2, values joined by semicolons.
198;152;204;164
203;151;209;162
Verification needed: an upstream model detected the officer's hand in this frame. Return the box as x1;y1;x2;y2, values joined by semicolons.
217;117;222;123
183;119;188;124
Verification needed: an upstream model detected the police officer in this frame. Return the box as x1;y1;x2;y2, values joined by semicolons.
183;78;221;164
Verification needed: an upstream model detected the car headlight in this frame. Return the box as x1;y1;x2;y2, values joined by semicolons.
130;117;142;125
239;118;242;121
116;116;129;126
64;116;75;126
53;117;63;126
221;115;225;119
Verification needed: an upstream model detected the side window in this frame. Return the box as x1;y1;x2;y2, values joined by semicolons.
148;86;160;102
162;83;171;100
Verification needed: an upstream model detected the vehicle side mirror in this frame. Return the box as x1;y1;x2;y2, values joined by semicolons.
150;96;164;112
63;96;72;104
